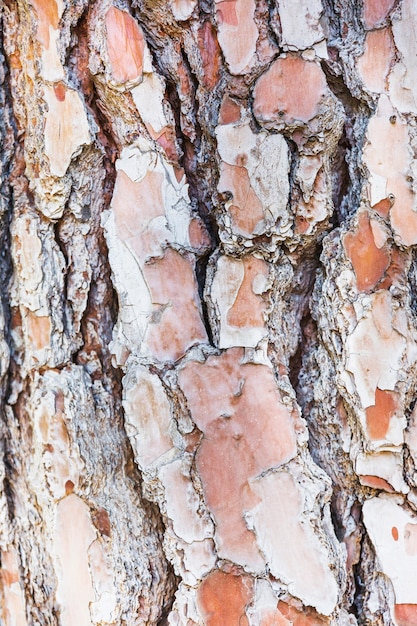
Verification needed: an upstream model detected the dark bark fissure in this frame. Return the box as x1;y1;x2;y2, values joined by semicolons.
321;62;371;224
0;19;20;533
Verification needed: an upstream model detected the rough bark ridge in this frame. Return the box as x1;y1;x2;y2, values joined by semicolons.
1;0;417;625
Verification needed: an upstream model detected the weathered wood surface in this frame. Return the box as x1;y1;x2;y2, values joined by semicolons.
1;0;417;624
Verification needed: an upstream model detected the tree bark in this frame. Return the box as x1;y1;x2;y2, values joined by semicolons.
1;0;417;624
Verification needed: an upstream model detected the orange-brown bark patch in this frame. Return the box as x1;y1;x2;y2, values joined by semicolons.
359;475;395;492
105;6;145;83
344;211;390;292
65;479;75;494
365;388;398;440
260;612;290;626
216;0;238;26
372;196;392;218
155;128;179;165
198;21;222;89
198;570;253;626
92;509;111;538
295;215;310;234
178;348;297;565
227;256;268;328
218;95;241;125
278;601;328;626
30;0;59;48
188;217;211;251
363;0;395;29
143;249;207;362
0;552;20;586
53;81;66;101
218;163;264;235
379;246;408;290
26;311;51;351
394;604;417;626
253;56;327;126
357;28;395;93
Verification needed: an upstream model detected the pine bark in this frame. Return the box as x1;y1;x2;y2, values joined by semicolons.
1;0;417;624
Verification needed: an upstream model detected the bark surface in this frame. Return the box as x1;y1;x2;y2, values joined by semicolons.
1;0;417;624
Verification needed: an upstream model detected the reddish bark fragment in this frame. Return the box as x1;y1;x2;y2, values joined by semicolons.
65;480;74;494
215;0;258;75
198;570;253;626
198;22;222;90
359;475;395;492
260;613;290;626
30;0;59;48
218;95;241;125
143;249;208;362
357;28;395;93
218;163;264;235
188;217;211;251
379;246;407;290
365;388;399;440
227;256;267;328
178;348;297;566
92;509;111;538
372;196;393;218
344;211;390;291
278;601;328;626
216;0;238;26
156;131;179;165
105;6;145;83
253;56;327;126
394;604;417;626
26;312;51;351
53;81;66;102
363;0;395;29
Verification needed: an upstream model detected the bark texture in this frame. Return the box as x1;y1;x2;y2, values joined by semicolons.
1;0;417;624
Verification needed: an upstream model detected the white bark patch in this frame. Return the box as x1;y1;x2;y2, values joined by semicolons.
31;373;84;501
209;255;269;348
52;495;97;626
392;0;417;111
247;471;339;616
44;85;91;178
216;117;291;242
41;26;65;81
363;495;417;604
170;0;197;20
159;458;213;545
131;73;170;135
123;364;173;468
88;539;118;624
345;291;407;409
277;0;326;52
215;0;258;75
356;452;409;493
11;211;71;370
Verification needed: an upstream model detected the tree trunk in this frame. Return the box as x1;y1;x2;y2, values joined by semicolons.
1;0;417;624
